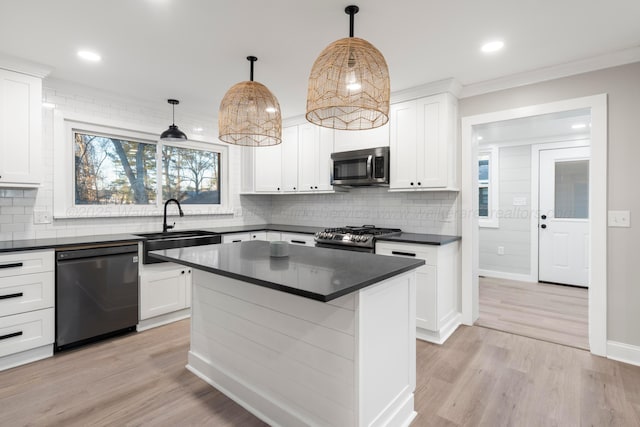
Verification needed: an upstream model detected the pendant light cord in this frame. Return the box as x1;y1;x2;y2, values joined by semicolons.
345;5;359;37
247;56;257;81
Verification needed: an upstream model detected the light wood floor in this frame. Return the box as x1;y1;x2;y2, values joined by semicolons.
2;320;639;426
477;276;589;350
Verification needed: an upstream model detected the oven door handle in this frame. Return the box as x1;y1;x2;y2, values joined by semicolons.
366;155;373;179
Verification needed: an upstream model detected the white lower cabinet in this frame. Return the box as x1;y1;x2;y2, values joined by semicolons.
280;232;315;246
138;263;192;330
222;232;251;243
0;250;55;371
375;241;460;344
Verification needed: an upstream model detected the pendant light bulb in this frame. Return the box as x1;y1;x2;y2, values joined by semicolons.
160;99;188;141
306;5;390;130
218;56;282;147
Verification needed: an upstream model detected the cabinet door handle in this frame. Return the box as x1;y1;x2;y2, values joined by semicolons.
232;239;242;243
0;331;23;341
0;262;23;270
0;292;23;300
291;240;306;244
391;251;416;257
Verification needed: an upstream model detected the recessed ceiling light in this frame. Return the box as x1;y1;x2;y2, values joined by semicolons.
477;136;483;141
481;41;504;53
571;123;587;129
193;127;204;132
77;50;101;62
42;102;56;109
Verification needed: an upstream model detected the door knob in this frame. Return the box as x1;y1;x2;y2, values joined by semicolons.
540;224;547;229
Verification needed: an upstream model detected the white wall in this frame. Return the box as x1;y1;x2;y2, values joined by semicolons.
270;187;458;235
0;81;272;241
460;61;640;347
479;145;531;276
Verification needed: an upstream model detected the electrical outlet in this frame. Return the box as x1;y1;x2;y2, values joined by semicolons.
608;210;630;227
497;246;505;255
33;210;52;224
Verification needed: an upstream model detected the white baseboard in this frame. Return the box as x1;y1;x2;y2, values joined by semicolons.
416;313;461;345
479;269;536;283
0;344;53;372
136;308;190;332
607;341;640;367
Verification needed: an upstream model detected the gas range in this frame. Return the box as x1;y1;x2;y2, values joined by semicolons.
314;225;402;252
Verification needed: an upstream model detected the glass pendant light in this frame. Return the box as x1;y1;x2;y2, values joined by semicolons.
160;99;188;141
218;56;282;146
306;5;390;130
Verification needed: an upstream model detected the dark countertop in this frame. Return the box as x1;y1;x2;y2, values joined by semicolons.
377;233;461;245
0;233;143;253
150;240;425;302
203;224;323;235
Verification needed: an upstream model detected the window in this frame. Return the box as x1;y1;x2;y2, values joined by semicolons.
74;133;157;205
478;147;499;228
54;115;230;218
162;145;220;204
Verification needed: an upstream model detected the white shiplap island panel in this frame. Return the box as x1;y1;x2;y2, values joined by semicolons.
187;269;416;427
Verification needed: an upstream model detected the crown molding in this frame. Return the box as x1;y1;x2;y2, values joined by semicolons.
391;78;463;103
0;52;52;78
460;46;640;99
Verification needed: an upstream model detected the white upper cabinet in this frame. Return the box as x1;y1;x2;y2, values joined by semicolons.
298;123;334;192
389;93;458;191
0;68;42;187
254;142;282;192
280;126;298;192
243;122;334;194
333;122;389;153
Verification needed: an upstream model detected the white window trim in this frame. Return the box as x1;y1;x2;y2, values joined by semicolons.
53;111;232;219
478;146;499;228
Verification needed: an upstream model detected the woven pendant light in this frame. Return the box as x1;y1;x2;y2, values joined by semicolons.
306;5;390;130
219;56;282;146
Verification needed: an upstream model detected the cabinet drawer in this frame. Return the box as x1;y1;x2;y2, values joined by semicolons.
0;272;54;317
375;242;438;266
280;232;315;246
222;233;251;243
0;250;54;278
0;308;54;357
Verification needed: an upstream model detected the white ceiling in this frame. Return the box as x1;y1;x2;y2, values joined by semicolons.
1;0;639;122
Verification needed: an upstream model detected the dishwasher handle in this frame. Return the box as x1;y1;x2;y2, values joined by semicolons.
57;244;139;262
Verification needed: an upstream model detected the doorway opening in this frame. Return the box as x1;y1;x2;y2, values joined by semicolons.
460;94;608;356
472;109;591;348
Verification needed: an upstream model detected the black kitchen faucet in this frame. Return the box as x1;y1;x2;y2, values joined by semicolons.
163;199;184;232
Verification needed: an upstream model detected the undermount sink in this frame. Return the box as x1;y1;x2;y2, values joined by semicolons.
136;230;222;264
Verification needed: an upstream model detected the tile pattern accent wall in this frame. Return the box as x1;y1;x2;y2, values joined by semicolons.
270;187;459;235
0;84;272;241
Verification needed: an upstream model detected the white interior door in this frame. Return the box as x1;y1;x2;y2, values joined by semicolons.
539;146;590;287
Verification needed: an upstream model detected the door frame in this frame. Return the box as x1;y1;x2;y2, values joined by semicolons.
531;141;591;284
461;94;608;356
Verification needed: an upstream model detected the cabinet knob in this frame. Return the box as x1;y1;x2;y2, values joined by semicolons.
310;186;313;189
181;270;185;274
314;186;318;189
410;182;414;186
417;182;421;186
293;187;296;190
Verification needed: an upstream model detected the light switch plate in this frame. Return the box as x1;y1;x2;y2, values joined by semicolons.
608;210;630;227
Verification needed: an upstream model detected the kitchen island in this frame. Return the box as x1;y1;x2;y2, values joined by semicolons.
151;241;424;427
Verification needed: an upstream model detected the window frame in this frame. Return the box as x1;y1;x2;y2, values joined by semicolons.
478;147;500;228
54;111;231;218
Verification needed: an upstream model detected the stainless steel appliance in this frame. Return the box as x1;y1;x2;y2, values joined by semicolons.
55;243;139;351
331;146;390;186
314;225;401;253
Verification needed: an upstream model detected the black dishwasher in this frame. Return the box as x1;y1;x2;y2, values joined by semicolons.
55;243;139;351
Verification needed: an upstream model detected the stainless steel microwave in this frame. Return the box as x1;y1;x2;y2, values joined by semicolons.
331;147;390;186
